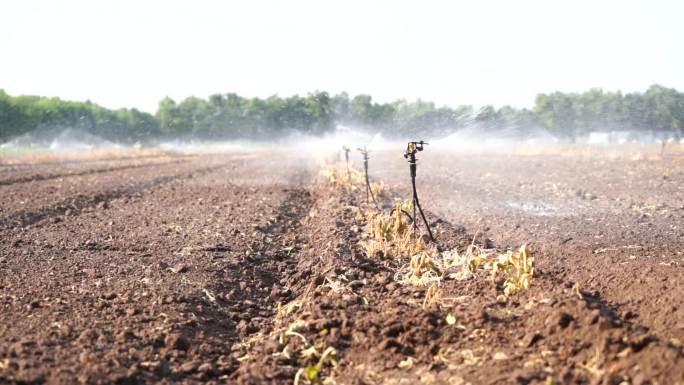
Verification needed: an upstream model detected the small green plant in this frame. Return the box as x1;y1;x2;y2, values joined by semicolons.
294;346;339;385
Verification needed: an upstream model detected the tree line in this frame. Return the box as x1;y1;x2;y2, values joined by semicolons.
0;90;159;143
1;85;683;143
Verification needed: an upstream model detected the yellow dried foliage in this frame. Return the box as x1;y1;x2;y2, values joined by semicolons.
321;163;534;304
395;250;442;287
422;282;442;309
488;245;534;296
369;180;385;198
362;200;428;259
321;165;365;189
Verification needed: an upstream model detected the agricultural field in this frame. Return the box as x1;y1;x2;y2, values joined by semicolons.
1;145;683;385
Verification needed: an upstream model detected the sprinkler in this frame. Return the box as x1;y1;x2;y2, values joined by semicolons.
357;146;379;209
342;146;351;184
404;141;434;242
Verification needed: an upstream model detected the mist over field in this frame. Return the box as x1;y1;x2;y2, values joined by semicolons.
2;85;684;157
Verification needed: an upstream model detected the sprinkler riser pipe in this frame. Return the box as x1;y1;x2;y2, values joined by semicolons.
403;140;434;242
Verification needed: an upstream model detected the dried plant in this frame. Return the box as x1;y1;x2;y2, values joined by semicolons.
362;200;428;259
321;164;365;190
489;245;534;296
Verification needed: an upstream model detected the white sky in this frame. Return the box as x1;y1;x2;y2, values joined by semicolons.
1;0;682;113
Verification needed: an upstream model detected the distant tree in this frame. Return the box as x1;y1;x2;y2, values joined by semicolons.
156;97;187;137
2;85;684;144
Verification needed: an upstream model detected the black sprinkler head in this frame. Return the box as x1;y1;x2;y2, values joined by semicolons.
404;141;427;159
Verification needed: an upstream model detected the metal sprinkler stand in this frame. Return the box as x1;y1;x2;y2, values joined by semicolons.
357;146;379;209
342;146;351;184
404;141;435;242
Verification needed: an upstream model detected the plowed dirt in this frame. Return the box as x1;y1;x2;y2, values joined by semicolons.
1;148;682;385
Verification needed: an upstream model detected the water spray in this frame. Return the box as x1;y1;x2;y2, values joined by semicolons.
404;141;434;242
357;146;379;209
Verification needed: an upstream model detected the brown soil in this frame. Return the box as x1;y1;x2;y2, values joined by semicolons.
1;148;683;385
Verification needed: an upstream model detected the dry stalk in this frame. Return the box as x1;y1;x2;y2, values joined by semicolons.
321;164;365;190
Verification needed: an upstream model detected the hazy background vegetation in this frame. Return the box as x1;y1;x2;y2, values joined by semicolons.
1;84;683;145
